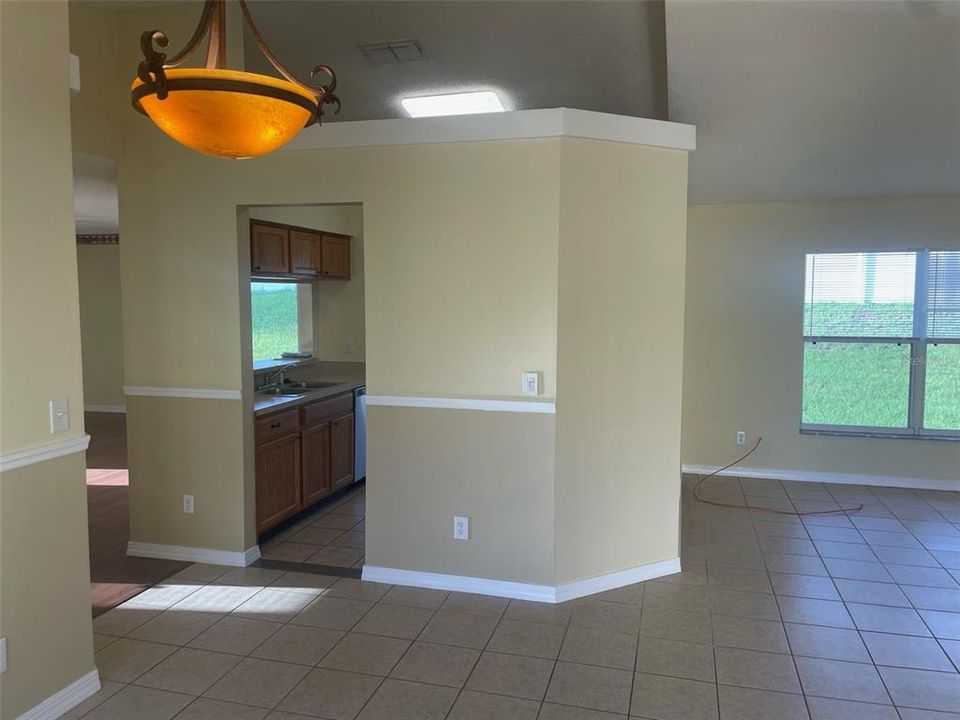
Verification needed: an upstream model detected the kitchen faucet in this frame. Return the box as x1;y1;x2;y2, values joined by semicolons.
257;363;297;391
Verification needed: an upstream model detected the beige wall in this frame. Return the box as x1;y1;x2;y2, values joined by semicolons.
367;407;556;584
554;140;688;584
249;205;366;363
1;1;95;716
683;197;960;483
77;244;125;408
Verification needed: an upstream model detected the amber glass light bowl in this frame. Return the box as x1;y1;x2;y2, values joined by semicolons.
131;68;318;159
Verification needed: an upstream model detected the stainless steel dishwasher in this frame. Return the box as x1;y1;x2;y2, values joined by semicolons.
354;386;366;481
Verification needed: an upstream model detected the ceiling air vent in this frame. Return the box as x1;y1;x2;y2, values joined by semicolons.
359;39;426;65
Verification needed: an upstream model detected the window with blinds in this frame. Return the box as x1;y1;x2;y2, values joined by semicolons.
802;250;960;436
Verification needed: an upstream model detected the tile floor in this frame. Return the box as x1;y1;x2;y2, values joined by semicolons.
259;489;366;568
68;475;960;719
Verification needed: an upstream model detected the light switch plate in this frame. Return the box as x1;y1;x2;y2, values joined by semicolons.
0;637;7;673
49;398;69;433
522;371;543;396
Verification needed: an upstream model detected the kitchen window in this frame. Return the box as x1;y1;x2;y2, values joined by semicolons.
251;281;313;361
801;250;960;438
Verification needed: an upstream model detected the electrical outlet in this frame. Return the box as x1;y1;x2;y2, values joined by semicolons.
736;431;746;446
49;398;69;433
453;516;469;540
345;338;354;354
522;371;543;396
183;495;194;514
0;637;7;673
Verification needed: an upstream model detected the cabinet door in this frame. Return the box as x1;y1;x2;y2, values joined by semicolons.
289;230;320;276
255;434;301;533
320;235;350;279
330;412;355;490
251;223;289;274
301;423;331;506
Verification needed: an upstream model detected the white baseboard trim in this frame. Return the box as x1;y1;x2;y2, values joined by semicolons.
16;669;100;720
555;557;682;602
362;557;681;604
0;435;91;473
84;404;126;413
127;541;261;567
681;464;958;492
366;395;556;414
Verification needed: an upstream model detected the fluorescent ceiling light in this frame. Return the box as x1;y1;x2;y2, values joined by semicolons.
401;91;504;118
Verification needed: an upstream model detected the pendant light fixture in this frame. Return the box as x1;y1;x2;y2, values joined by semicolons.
131;0;339;159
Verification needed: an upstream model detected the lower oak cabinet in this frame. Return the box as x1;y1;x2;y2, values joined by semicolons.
255;392;355;535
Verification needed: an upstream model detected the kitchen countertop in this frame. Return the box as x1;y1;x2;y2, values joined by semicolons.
254;380;364;416
253;361;365;416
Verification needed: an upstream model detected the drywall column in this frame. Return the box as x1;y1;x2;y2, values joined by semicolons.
0;1;97;716
553;140;690;585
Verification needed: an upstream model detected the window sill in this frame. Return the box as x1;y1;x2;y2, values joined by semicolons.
800;427;960;442
253;357;317;373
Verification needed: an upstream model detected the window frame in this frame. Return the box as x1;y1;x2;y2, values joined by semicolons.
250;279;314;363
800;248;960;441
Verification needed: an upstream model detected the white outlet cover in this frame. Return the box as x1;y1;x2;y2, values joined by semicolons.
454;516;469;540
183;495;195;514
522;371;543;396
736;431;746;445
0;637;7;673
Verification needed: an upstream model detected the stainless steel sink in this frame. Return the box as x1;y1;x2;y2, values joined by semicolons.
285;381;338;389
259;386;313;396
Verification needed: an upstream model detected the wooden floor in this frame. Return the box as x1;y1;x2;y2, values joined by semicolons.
86;412;189;616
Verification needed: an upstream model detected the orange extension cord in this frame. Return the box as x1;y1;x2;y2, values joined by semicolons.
691;438;864;516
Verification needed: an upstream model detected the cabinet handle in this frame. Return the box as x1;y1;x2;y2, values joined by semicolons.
270;422;282;428
254;265;261;270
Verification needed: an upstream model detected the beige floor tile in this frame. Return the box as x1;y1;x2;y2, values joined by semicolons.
465;650;554;700
269;571;338;594
352;603;435;639
446;690;540;719
291;595;374;630
322;578;392;602
559;626;637;669
129;609;225;646
640;607;712;644
217;567;287;588
93;633;119;651
305;546;365;567
776;597;853;629
712;615;789;653
716;647;801;693
439;592;510;617
174;698;269;719
717;684;808;720
309;514;360;530
538;704;625;719
172;585;261;613
503;599;573;626
82;685;192;720
288;526;344;545
643;583;710;615
168;564;231;583
260;542;318;563
275;667;382;718
592;582;645;606
318;632;411;676
795;656;890;704
204;657;311;709
333;530;365;549
188;616;283;655
380;585;449;609
418;610;498;648
134;647;241;694
126;583;204;610
544;661;632;714
861;632;954;671
58;680;125;720
232;588;315;623
389;641;480;687
355;678;458;720
486;619;565;659
783;623;871;663
251;624;344;666
805;696;898;720
92;606;161;637
635;636;715;682
630;672;719;720
708;588;781;621
570;600;642;635
95;638;177;683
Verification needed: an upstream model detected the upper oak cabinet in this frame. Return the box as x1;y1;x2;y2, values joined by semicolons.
289;229;320;276
251;223;289;273
251;220;350;280
321;235;350;279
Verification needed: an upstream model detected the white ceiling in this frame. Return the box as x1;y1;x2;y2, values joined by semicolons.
73;153;118;234
666;0;960;204
242;1;668;122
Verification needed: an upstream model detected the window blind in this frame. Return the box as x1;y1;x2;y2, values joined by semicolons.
927;251;960;340
804;252;916;337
